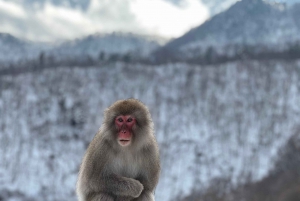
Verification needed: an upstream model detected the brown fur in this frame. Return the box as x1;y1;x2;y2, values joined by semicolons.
278;187;300;201
76;99;160;201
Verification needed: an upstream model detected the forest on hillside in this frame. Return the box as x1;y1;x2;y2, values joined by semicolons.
1;60;300;201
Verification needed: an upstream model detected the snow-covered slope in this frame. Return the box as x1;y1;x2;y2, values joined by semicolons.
1;60;300;201
155;0;300;61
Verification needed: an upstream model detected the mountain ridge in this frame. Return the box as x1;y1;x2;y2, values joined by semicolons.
0;32;166;66
153;0;300;62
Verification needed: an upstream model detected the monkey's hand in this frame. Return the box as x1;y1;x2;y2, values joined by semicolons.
132;190;155;201
127;178;144;198
103;174;144;198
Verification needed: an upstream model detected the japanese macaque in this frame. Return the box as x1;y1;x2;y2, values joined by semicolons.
76;99;160;201
278;187;300;201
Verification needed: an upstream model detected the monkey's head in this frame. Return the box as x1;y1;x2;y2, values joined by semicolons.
103;99;153;148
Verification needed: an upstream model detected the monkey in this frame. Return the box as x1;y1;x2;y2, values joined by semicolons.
76;99;160;201
278;187;300;201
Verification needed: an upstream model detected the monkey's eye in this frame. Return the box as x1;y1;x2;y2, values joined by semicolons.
127;117;133;122
118;118;123;122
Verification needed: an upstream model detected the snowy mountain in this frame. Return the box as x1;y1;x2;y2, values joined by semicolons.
201;0;300;15
2;0;91;10
1;60;300;201
0;32;164;67
48;32;164;61
0;33;45;64
200;0;239;15
4;0;300;66
154;0;300;62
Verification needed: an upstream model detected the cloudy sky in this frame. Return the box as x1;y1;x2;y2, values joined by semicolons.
0;0;298;42
0;0;214;42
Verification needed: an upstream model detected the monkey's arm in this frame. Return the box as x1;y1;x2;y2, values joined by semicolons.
135;144;160;201
83;162;144;199
99;173;144;198
88;152;143;197
134;167;159;201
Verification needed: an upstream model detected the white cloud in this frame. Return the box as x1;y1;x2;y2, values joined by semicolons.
86;0;142;33
0;1;96;42
0;1;26;18
130;0;209;37
34;3;96;41
0;0;209;42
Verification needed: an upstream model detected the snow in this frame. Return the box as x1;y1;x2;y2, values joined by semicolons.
0;60;299;201
170;0;300;60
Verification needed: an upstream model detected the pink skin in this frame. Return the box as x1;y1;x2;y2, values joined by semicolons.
115;115;136;146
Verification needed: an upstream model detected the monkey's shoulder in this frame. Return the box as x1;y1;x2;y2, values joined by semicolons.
142;141;160;158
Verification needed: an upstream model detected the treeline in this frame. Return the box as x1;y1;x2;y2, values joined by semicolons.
153;42;300;64
1;42;300;76
0;51;137;76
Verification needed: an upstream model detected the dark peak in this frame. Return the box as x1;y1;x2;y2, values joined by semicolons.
231;0;268;9
225;0;279;18
242;0;263;3
154;0;295;61
0;32;16;40
0;32;25;46
237;0;286;10
237;0;265;5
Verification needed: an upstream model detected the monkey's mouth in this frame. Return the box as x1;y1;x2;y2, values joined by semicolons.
118;139;131;146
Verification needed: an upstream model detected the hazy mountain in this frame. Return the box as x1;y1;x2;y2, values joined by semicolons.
0;33;44;64
277;0;300;4
154;0;300;62
166;0;300;15
0;32;165;67
48;32;165;61
3;0;91;10
200;0;239;15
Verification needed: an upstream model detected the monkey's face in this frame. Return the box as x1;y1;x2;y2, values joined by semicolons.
115;115;136;147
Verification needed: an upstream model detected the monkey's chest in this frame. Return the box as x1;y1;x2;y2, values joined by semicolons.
111;154;141;178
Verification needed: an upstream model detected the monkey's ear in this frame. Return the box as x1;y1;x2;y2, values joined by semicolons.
134;109;152;126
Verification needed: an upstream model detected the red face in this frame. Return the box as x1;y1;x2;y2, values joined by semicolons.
115;115;136;147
